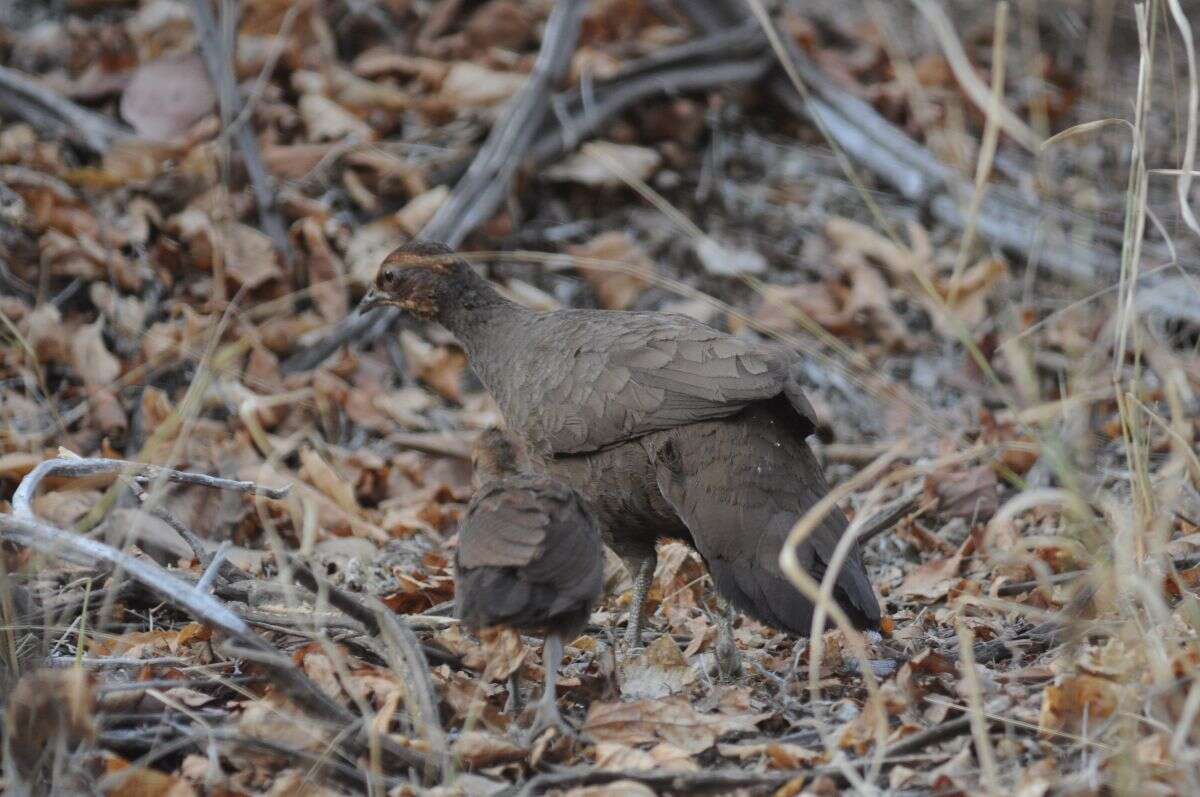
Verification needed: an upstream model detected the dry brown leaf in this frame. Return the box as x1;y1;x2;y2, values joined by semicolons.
568;231;653;310
396;185;449;236
896;537;973;602
222;222;283;290
23;303;70;365
478;626;528;682
439;62;527;106
7;669;95;781
119;53;215;141
299;447;360;513
71;318;121;388
618;633;697;699
300;93;374;142
400;331;467;402
1038;673;1122;734
546;142;661;187
299;218;348;322
930;463;999;521
452;731;527;769
104;753;198;797
594;741;697;771
582;696;766;754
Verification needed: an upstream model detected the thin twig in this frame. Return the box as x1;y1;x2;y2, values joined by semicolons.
12;457;290;520
189;0;292;262
0;65;133;154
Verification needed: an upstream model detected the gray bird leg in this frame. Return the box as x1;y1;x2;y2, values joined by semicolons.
504;670;523;715
622;552;657;648
715;595;743;680
528;633;571;740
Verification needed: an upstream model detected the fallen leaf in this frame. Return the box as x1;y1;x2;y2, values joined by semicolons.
583;696;766;754
71;319;121;388
439;62;527;107
300;447;360;513
300;93;374;142
546;142;661;187
568;231;653;309
345;216;406;286
619;634;697;699
452;731;527;769
400;331;467;402
1039;674;1121;734
896;537;973;602
119;53;215;141
565;781;656;797
222;222;283;290
930;464;999;521
396;185;448;235
693;237;767;277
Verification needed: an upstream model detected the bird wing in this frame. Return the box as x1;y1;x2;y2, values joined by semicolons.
510;311;818;455
455;475;604;630
646;413;880;635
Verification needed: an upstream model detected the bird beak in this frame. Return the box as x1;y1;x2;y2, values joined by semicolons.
359;287;385;312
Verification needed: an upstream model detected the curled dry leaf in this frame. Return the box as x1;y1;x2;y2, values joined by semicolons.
396;185;449;236
896;536;973;603
1038;673;1122;734
299;447;360;514
929;463;999;521
594;741;697;771
119;53;216;141
567;231;653;310
71;318;121;388
618;633;697;699
439;62;528;107
6;668;95;781
400;330;467;402
300;93;374;142
222;222;284;290
546;142;661;187
582;696;766;754
452;731;528;769
299;218;348;322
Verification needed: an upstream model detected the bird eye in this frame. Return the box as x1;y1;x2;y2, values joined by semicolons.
382;270;396;286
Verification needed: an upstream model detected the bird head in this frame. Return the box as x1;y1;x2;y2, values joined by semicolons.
471;428;529;486
360;240;474;321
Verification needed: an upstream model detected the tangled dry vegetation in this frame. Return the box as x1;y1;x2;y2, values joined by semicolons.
1;0;1200;794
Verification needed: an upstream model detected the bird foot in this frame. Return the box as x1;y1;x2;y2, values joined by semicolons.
523;697;575;745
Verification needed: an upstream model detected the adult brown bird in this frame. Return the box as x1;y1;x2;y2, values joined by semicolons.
455;428;603;735
366;241;881;664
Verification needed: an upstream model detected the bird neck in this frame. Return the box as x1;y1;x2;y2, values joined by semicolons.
438;275;530;354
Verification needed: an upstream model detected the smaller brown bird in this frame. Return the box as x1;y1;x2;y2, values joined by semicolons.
455;428;604;736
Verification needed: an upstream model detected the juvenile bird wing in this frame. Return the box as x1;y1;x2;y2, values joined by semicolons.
501;311;818;455
455;476;603;630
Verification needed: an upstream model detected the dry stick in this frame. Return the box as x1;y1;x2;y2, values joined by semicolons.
856;485;928;546
189;0;291;263
10;460;440;778
12;457;291;519
282;0;587;374
0;65;133;154
0;513;439;778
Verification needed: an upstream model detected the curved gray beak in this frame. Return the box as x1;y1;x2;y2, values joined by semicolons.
359;287;385;313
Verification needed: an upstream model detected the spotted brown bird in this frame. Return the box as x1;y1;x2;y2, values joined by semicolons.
365;241;881;668
455;428;603;735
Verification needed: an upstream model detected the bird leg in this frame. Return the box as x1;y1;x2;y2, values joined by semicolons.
714;595;743;680
622;552;657;648
527;633;572;741
504;670;523;715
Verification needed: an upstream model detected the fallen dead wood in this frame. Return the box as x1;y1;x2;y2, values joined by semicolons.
0;65;133;154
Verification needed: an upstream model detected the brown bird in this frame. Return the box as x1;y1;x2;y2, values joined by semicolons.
365;241;880;664
455;428;604;735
